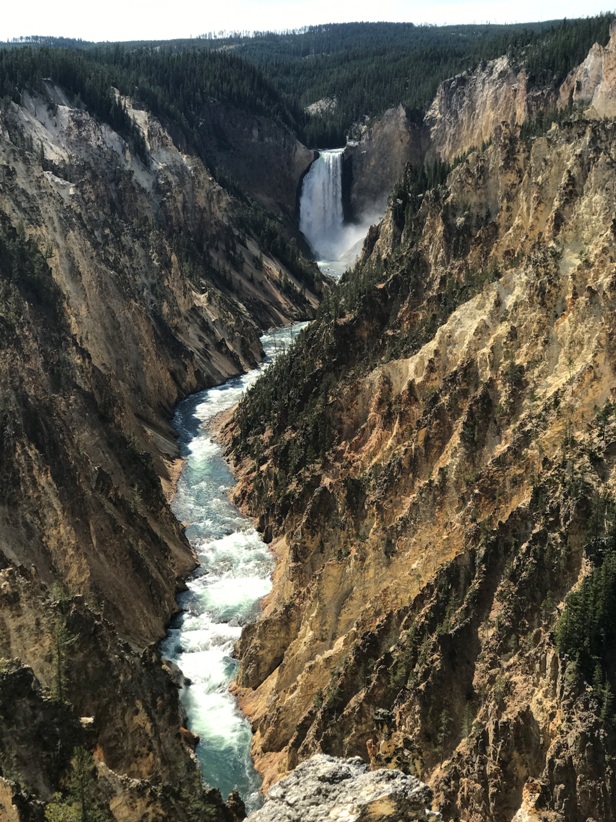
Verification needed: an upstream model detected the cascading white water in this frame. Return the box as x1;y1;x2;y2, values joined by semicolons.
299;148;385;277
161;324;306;813
299;148;345;262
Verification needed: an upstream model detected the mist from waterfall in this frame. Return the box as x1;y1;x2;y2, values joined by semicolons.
299;148;383;277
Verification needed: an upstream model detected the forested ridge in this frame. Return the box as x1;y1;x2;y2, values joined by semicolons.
1;15;613;146
196;18;613;145
0;47;303;161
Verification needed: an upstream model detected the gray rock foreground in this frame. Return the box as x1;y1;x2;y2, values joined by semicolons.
246;755;442;821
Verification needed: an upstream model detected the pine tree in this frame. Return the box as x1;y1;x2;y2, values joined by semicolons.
45;748;108;822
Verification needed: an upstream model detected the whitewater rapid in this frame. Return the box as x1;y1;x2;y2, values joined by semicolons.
161;324;305;812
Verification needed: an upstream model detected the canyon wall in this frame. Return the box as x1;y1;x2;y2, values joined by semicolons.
228;111;616;820
423;57;525;162
343;106;425;222
3;24;616;821
559;20;616;118
0;83;322;819
344;26;616;218
197;100;315;224
342;55;537;224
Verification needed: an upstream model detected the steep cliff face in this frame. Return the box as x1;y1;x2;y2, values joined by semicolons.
343;106;426;222
1;84;320;643
197;100;315;225
310;27;616;246
342;55;539;220
0;81;322;818
423;56;535;163
347;29;616;211
228;117;616;820
559;20;616;117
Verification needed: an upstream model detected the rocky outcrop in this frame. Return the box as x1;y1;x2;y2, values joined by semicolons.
228;117;616;819
343;106;425;221
424;56;533;163
246;755;439;822
0;778;42;822
559;20;616;117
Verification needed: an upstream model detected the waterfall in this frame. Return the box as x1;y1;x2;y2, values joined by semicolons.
299;148;383;277
299;148;345;263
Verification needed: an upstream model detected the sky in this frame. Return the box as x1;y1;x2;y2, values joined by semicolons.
1;0;614;43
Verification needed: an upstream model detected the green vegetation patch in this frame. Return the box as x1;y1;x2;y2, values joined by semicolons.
2;15;612;147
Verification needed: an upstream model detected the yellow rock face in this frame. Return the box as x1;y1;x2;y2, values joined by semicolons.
229;117;616;819
560;21;616;118
425;56;530;164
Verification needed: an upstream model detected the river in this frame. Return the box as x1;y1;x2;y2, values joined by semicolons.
161;323;306;812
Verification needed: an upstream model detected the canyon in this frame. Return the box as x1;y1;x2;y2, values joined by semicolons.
1;18;615;822
0;78;321;819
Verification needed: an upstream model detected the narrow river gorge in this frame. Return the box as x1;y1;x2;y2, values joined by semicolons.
161;145;373;812
161;324;306;813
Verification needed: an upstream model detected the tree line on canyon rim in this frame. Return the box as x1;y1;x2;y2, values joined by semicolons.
2;13;616;820
1;14;612;148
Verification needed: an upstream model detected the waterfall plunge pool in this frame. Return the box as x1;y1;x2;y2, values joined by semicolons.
161;323;306;813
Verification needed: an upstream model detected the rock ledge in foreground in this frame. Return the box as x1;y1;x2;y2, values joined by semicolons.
246;755;441;822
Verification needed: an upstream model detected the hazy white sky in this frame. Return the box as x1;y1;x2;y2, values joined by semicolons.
1;0;614;42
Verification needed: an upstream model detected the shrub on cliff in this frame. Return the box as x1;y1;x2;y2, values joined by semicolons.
44;747;108;822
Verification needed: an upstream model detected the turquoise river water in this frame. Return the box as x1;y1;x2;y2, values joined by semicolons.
161;323;305;813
